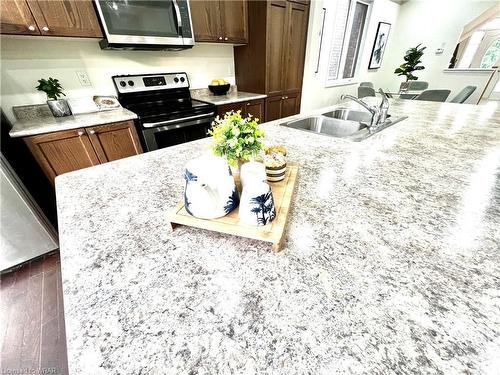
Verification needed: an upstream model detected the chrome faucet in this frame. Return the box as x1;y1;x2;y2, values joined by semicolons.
340;89;390;133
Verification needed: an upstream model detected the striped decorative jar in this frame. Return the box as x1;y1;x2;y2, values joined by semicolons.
266;163;287;182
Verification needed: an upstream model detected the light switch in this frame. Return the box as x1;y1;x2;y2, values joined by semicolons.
76;71;92;87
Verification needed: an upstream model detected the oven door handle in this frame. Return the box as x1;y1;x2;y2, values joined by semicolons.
172;0;183;36
143;112;215;128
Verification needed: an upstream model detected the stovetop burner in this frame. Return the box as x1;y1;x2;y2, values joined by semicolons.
114;73;214;124
113;72;216;151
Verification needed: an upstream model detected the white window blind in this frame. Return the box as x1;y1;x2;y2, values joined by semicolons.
327;0;351;81
325;0;371;86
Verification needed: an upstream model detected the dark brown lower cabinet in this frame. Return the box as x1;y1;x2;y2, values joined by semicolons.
265;95;283;122
217;102;245;117
265;93;301;122
24;120;142;184
282;93;301;118
87;121;143;162
216;99;265;120
245;99;264;120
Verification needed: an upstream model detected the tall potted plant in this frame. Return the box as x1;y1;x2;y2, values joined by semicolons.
35;77;72;117
394;44;426;91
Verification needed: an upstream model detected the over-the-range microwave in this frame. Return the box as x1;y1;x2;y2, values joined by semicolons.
94;0;194;50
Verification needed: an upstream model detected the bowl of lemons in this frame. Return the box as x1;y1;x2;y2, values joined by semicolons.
209;79;230;95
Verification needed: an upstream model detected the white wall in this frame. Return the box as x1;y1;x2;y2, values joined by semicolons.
0;36;235;122
371;0;498;102
301;0;400;111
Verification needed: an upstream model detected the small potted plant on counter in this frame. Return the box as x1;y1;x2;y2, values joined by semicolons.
35;77;72;117
394;44;426;92
209;111;265;171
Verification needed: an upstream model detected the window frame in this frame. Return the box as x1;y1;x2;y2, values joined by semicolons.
325;0;373;88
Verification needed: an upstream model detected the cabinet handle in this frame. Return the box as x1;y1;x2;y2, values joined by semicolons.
77;131;84;136
89;130;95;135
28;25;35;31
42;26;49;32
224;37;228;41
218;36;223;40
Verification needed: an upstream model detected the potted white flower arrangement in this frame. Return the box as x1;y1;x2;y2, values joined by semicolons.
208;111;265;169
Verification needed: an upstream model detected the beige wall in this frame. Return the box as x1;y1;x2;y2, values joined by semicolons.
0;36;235;122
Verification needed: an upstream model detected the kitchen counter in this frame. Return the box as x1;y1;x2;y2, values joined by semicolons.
56;99;500;374
9;107;137;138
191;87;267;105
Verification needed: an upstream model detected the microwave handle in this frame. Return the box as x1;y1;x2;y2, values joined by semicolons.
172;0;183;36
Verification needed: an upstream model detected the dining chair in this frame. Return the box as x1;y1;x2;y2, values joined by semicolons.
358;86;376;98
400;81;429;99
359;82;374;88
414;89;451;102
408;81;429;91
450;86;477;103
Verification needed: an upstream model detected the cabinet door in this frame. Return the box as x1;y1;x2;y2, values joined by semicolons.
217;102;245;117
0;0;40;35
26;0;102;37
190;0;222;42
24;128;100;184
283;2;309;94
87;121;143;163
281;92;301;118
244;99;264;120
265;95;283;122
221;0;248;43
266;1;288;96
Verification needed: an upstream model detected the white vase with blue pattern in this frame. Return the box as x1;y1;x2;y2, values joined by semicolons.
184;156;239;219
239;181;276;226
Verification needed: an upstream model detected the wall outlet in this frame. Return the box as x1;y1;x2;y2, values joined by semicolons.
76;71;92;87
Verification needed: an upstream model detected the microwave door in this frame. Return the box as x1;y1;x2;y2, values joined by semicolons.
96;0;190;46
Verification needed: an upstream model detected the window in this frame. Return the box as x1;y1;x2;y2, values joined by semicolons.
457;31;485;68
326;0;371;86
480;39;500;68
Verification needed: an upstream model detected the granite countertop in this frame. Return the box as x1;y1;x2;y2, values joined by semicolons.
9;107;137;138
56;99;500;374
191;87;267;105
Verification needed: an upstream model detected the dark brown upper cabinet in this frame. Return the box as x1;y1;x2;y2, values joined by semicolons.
191;0;248;44
0;0;102;38
0;0;40;35
234;0;309;120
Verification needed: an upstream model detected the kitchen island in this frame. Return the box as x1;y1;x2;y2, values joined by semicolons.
56;99;500;374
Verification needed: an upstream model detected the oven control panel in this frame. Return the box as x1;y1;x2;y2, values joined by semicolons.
113;73;189;93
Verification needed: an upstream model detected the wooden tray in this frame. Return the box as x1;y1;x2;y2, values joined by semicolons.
169;163;299;252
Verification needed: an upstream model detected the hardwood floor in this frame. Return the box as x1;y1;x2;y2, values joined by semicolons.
1;251;68;374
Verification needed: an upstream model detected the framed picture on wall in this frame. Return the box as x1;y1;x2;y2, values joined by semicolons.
369;22;391;69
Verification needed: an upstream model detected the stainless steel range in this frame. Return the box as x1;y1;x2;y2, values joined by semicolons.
113;73;216;151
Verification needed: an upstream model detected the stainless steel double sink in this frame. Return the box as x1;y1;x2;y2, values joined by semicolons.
281;108;407;141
